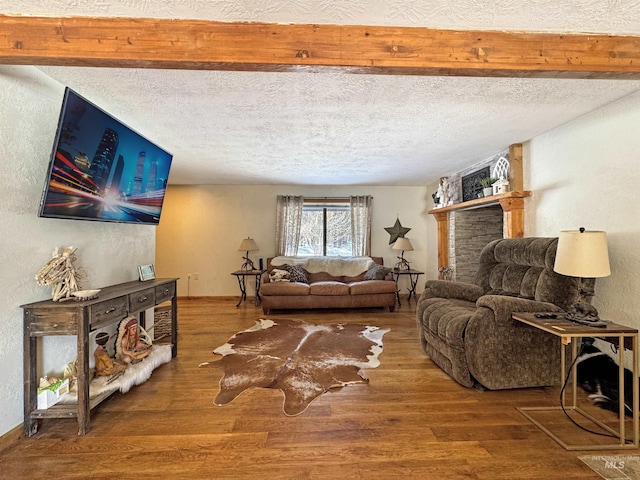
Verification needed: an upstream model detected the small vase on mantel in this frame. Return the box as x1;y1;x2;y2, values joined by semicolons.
483;187;493;197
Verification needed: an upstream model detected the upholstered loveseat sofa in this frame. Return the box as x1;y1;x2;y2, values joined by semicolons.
261;256;397;314
417;237;594;390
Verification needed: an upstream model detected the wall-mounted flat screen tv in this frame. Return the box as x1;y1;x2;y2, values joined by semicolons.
39;87;173;225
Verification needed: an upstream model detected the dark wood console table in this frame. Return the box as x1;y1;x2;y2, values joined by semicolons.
21;278;178;437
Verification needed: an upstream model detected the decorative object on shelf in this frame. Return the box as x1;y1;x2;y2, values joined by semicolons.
439;177;452;206
238;237;259;270
94;332;127;377
63;357;78;391
36;246;84;301
392;237;414;270
138;264;155;281
59;345;173;402
492;176;510;195
37;376;70;410
116;317;153;364
438;266;454;281
492;155;510;181
554;228;611;325
431;190;441;208
384;218;411;244
70;289;101;301
480;177;497;197
462;166;490;202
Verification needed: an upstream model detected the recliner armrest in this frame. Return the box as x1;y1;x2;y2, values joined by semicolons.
476;295;563;325
423;280;484;303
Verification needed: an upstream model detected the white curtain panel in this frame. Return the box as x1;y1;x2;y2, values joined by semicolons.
350;195;372;257
275;195;304;256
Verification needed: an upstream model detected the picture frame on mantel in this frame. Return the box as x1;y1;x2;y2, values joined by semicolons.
462;166;490;202
138;264;155;282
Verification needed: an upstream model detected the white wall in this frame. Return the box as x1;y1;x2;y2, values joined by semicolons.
525;90;640;329
156;185;430;297
0;66;157;436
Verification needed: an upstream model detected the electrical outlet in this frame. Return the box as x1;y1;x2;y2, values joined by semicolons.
187;273;192;279
194;273;199;280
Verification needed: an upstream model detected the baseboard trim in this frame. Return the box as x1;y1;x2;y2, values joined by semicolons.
0;424;23;453
177;295;248;301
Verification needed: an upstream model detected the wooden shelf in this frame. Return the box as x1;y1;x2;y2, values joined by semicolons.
428;191;531;215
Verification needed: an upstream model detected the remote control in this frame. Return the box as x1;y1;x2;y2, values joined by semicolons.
534;313;558;319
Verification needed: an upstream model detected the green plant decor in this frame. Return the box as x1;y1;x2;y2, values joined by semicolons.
480;177;498;188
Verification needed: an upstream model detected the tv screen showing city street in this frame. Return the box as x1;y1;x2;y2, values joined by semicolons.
39;88;173;225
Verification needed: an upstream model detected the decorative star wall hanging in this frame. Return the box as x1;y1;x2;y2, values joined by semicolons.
384;218;411;244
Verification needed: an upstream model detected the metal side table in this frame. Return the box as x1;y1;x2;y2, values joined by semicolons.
512;312;638;450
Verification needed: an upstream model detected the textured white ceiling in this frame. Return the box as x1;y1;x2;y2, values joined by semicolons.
5;1;640;185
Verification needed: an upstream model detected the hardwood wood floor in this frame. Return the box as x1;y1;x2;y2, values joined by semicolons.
1;297;634;479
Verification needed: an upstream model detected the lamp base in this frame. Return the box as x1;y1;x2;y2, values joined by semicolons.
394;257;411;270
241;256;256;271
564;302;609;328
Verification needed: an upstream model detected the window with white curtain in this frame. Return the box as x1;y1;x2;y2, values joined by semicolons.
276;196;372;257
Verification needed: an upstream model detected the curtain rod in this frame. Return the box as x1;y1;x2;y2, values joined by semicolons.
304;196;372;203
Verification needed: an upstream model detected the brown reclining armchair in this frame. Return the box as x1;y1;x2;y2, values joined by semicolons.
416;237;594;390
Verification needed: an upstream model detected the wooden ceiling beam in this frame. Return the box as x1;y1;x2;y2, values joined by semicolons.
1;15;640;79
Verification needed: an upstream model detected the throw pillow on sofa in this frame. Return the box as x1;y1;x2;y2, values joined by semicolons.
283;264;309;283
364;264;391;280
269;269;290;282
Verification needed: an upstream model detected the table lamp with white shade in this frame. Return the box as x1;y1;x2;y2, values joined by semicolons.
392;237;414;270
238;237;259;271
553;228;611;325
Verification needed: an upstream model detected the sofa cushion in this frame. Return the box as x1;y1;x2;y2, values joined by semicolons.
308;271;339;283
309;281;350;296
349;280;397;295
283;264;309;283
363;264;392;280
261;281;310;296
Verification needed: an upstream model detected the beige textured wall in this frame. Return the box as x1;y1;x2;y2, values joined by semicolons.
0;66;157;436
156;185;430;297
525;90;640;330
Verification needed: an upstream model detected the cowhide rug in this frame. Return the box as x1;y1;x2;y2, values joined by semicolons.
199;318;389;416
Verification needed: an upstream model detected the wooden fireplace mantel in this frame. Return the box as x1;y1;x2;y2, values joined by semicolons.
427;190;531;215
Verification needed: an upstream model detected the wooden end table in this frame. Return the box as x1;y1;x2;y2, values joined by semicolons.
512;312;639;450
231;270;265;307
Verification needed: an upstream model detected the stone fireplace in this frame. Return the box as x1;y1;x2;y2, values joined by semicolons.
448;205;504;283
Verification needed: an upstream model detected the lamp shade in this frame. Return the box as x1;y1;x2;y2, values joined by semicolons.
392;237;414;251
238;237;259;252
553;229;611;278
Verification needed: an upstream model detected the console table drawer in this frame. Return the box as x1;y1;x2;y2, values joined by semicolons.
90;298;128;330
129;288;155;313
155;282;176;303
